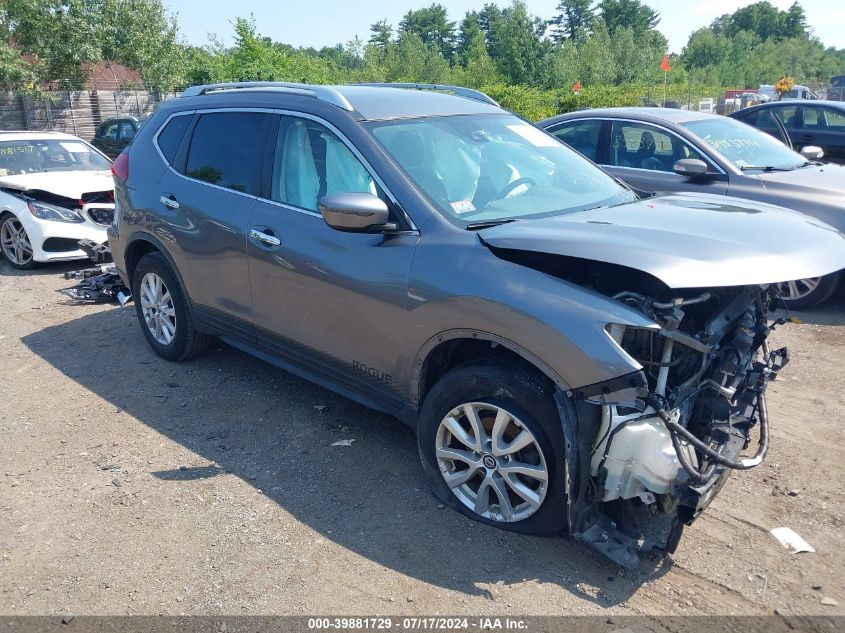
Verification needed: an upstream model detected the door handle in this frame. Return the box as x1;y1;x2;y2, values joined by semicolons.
159;195;180;210
250;228;281;247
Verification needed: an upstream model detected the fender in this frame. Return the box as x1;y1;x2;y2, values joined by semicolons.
123;230;192;305
411;328;573;408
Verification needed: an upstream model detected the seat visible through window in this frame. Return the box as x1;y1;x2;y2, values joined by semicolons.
272;117;378;212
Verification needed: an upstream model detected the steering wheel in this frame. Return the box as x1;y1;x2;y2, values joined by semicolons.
491;177;536;202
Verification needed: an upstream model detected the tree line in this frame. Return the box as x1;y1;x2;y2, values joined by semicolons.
2;0;843;112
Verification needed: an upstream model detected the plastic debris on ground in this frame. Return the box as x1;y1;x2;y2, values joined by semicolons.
60;265;131;305
331;439;355;447
59;240;132;305
770;527;815;553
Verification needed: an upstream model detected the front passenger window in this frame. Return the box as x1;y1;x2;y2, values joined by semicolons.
271;118;377;211
609;122;702;172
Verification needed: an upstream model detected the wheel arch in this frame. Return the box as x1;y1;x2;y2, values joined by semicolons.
412;329;572;410
124;232;191;304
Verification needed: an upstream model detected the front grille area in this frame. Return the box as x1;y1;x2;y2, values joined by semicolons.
82;191;115;204
87;207;114;226
43;238;83;253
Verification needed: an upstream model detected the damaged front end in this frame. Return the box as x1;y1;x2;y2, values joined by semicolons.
566;285;789;567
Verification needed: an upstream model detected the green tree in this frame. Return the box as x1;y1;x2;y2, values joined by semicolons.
550;0;595;43
456;11;483;65
461;29;501;87
2;0;185;91
577;18;616;84
368;20;393;51
682;28;727;71
398;3;456;60
783;2;808;38
493;1;544;85
598;0;660;36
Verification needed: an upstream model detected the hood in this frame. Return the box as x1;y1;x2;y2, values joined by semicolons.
758;162;845;194
0;171;113;199
479;192;845;288
755;163;845;230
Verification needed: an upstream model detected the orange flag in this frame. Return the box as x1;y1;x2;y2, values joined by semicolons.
660;54;671;72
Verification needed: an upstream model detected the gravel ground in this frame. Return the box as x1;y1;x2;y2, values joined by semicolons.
1;258;844;618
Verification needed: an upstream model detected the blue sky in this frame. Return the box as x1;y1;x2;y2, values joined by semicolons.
163;0;845;54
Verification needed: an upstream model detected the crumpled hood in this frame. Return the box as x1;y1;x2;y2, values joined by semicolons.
0;171;113;199
479;192;845;288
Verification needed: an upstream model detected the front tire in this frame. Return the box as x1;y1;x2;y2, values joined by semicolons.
417;361;569;536
0;213;39;270
778;272;840;310
132;252;211;361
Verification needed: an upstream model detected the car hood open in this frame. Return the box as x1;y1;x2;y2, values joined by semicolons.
478;192;845;288
0;171;113;199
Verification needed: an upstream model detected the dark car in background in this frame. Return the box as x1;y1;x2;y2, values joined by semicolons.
730;100;845;165
539;107;845;308
91;116;142;158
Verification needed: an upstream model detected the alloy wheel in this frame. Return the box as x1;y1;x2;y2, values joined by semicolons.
777;277;821;302
435;402;549;523
139;272;177;346
0;217;34;266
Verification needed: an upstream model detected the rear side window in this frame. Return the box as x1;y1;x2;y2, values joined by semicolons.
184;112;268;195
548;120;603;161
156;114;192;165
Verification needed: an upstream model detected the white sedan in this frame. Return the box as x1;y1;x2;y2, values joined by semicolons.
0;131;115;269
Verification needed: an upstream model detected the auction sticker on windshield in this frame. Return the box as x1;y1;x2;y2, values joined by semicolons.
506;123;558;147
59;141;91;153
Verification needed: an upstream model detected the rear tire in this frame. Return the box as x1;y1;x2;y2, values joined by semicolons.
778;272;839;310
417;360;570;536
132;252;211;361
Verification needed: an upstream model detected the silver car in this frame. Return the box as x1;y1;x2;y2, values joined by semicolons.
539;107;845;308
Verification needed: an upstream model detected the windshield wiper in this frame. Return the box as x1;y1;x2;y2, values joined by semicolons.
738;165;796;172
465;219;518;230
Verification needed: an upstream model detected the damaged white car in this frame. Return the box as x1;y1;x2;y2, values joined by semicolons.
0;132;115;269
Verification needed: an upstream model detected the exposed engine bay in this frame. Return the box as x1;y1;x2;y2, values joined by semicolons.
477;229;811;567
575;278;789;566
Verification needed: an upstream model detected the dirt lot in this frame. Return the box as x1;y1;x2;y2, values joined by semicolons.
1;258;844;619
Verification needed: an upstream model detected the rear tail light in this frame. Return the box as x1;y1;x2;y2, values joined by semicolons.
112;152;129;182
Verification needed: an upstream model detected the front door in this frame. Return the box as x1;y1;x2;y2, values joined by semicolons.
156;110;273;338
603;121;729;196
247;114;418;408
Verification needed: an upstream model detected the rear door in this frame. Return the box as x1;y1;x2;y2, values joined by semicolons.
798;106;845;163
155;109;274;339
545;119;605;163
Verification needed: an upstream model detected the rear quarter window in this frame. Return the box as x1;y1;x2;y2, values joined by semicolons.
155;114;193;164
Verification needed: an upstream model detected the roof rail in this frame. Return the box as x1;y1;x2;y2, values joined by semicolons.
355;83;499;106
180;82;354;112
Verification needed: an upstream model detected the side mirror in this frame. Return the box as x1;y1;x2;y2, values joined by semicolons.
318;192;393;233
673;158;709;178
800;145;824;160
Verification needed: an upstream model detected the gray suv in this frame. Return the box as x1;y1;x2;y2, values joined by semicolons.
108;82;845;567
